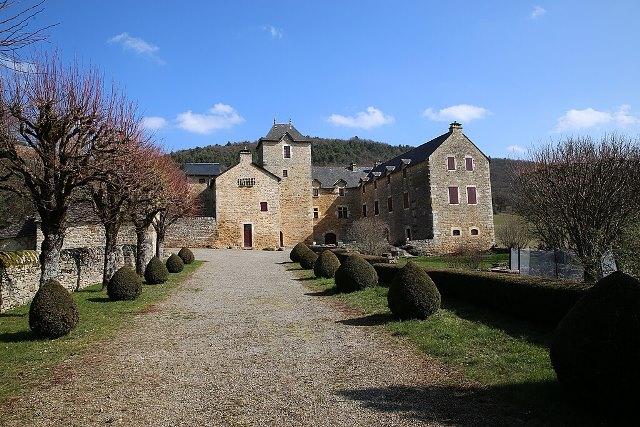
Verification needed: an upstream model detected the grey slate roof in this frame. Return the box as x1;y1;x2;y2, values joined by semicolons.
260;123;311;143
183;163;222;177
312;166;372;188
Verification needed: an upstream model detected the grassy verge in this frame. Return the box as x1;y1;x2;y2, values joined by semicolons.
0;260;203;402
293;265;591;423
399;252;509;270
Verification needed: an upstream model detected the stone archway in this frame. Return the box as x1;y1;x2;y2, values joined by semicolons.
324;232;337;245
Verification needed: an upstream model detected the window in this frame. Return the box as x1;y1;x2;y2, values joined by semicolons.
470;228;479;236
447;156;456;171
374;180;377;189
198;178;206;184
374;200;380;216
338;187;345;196
260;202;268;212
467;186;477;205
452;228;461;236
403;169;407;178
282;169;288;177
337;206;348;219
405;227;412;241
312;188;319;197
362;185;366;194
362;204;367;217
387;196;393;212
448;186;459;204
387;175;391;184
465;157;474;171
403;192;410;209
313;207;319;219
238;178;255;187
283;145;291;159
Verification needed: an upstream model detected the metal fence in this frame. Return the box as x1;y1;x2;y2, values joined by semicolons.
510;248;617;281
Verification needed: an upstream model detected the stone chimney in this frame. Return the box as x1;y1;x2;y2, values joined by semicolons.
239;147;252;164
449;121;463;132
348;162;357;171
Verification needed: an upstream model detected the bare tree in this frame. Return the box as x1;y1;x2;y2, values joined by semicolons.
346;217;389;255
495;215;531;250
0;1;53;67
513;134;640;282
0;56;126;285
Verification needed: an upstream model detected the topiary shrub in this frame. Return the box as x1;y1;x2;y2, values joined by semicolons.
314;250;341;278
144;256;168;284
373;263;401;286
388;262;441;320
178;247;195;264
166;253;184;273
107;266;142;301
335;255;378;293
290;242;310;263
29;279;79;338
299;247;318;270
550;271;640;412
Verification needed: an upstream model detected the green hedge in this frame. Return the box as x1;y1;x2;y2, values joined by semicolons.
425;269;591;326
334;251;389;265
373;263;401;286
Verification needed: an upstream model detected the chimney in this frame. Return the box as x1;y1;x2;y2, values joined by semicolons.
288;118;292;129
374;161;382;167
239;147;252;164
449;121;463;132
348;162;357;171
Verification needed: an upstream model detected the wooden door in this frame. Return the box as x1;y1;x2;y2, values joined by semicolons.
243;224;253;248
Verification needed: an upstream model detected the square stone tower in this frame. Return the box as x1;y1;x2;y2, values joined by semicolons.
257;121;313;246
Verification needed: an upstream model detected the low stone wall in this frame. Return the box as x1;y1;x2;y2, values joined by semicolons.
165;217;217;248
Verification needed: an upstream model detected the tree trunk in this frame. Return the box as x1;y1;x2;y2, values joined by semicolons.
102;223;120;289
135;226;154;275
39;230;65;286
155;228;165;258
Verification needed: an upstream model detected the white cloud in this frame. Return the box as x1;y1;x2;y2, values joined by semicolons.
554;105;640;132
507;145;526;154
422;104;490;123
108;33;165;64
530;6;546;19
262;25;283;39
0;57;35;73
327;107;395;129
141;116;168;131
176;103;244;135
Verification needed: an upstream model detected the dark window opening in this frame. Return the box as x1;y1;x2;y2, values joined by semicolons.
470;228;479;236
452;229;461;236
467;186;477;204
339;187;345;196
447;156;456;171
387;197;393;212
362;204;367;217
282;169;288;177
198;178;206;184
448;187;459;204
283;145;291;159
465;157;474;171
374;200;379;216
260;202;268;212
403;192;409;209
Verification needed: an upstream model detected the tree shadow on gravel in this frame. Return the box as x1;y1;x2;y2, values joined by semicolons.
337;381;603;426
337;312;393;326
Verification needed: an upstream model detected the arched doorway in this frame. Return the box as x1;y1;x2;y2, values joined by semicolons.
324;232;337;245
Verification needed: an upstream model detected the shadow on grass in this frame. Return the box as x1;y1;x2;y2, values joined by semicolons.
305;287;338;297
295;276;317;282
87;297;111;303
337;380;600;426
0;330;40;343
337;312;393;326
76;288;102;293
0;312;25;318
442;298;551;346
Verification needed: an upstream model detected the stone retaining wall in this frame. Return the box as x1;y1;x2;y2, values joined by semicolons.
165;217;217;248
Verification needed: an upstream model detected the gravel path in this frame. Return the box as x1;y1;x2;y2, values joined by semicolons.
1;249;523;426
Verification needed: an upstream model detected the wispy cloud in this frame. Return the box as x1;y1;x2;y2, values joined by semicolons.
422;104;490;123
141;116;168;131
507;145;526;154
554;105;640;132
530;5;546;19
262;25;283;39
327;107;395;129
176;103;244;135
108;32;165;64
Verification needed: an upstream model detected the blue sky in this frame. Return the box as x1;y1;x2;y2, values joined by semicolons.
28;0;640;156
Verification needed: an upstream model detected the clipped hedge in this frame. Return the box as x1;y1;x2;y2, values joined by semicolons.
178;247;195;264
334;251;389;266
166;253;184;273
335;255;378;293
425;268;591;326
290;242;311;263
299;248;318;270
314;250;341;278
29;279;79;338
388;262;441;320
107;266;143;301
373;263;401;286
145;256;168;285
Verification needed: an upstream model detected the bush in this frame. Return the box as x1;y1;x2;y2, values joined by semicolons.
166;253;184;273
299;248;318;270
373;263;401;286
335;255;378;293
144;256;168;284
107;266;143;301
550;271;640;412
334;251;388;265
29;279;79;338
178;247;195;264
313;250;341;278
290;242;310;263
425;268;590;326
388;262;441;320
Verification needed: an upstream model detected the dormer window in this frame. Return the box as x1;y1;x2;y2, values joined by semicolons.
338;187;345;196
283;145;291;159
312;188;319;197
447;156;456;171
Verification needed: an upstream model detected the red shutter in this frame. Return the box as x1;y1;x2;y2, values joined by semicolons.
467;187;477;204
447;156;456;170
448;187;459;204
465;157;473;171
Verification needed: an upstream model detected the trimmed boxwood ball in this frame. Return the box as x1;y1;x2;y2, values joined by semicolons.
387;262;441;320
166;253;184;273
290;242;310;263
299;247;318;270
29;279;79;338
335;255;378;293
107;266;142;301
314;250;341;278
144;256;168;284
550;271;640;412
178;247;195;264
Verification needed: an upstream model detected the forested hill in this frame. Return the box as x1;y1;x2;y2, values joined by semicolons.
170;136;412;168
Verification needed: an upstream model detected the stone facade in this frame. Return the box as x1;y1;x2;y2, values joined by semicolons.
165;217;218;248
311;185;359;244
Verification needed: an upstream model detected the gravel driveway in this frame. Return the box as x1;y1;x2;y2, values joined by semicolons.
1;249;522;426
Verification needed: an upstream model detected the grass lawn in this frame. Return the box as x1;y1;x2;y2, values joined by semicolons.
400;252;508;270
294;265;594;423
0;260;203;402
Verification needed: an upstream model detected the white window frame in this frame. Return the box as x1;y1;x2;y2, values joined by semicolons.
446;156;456;171
448;186;459;205
464;156;474;171
466;185;478;205
338;187;345;196
337;205;349;219
283;144;291;159
469;227;480;236
313;207;319;219
312;187;319;198
451;228;462;237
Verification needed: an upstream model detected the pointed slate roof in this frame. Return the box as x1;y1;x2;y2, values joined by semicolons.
259;123;312;143
183;163;222;177
312;165;372;188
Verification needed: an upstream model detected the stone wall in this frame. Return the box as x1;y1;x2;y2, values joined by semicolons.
165;217;218;248
311;186;360;244
36;223;138;250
